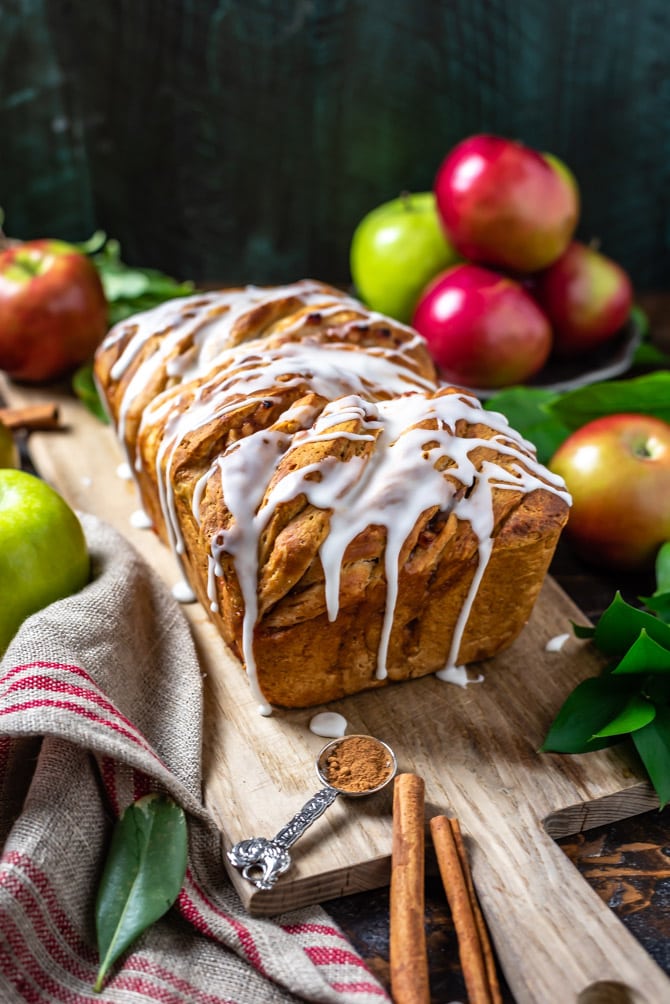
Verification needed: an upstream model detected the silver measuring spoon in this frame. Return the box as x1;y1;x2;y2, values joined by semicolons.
227;734;397;890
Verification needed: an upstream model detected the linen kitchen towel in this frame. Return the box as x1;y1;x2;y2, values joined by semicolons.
0;513;389;1004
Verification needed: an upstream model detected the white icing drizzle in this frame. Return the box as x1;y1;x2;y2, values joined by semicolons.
146;332;433;576
309;712;348;738
100;284;570;714
172;578;197;604
106;284;321;472
545;632;571;652
116;462;132;480
130;508;153;530
436;664;485;688
201;391;569;708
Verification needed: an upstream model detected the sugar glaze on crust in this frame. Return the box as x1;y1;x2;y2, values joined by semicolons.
94;282;570;713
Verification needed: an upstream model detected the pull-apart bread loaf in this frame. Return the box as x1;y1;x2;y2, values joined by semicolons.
94;280;570;712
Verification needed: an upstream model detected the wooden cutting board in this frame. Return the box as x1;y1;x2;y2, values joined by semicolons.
3;374;668;1004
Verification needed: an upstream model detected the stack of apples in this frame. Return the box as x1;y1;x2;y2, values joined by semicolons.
0;240;98;653
350;134;633;390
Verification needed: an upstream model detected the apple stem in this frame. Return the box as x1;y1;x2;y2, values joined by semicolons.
0;207;21;251
0;228;20;253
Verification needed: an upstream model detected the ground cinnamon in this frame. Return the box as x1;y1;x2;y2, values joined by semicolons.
321;734;393;792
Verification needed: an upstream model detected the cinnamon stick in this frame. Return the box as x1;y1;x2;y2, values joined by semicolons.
389;773;430;1004
449;818;502;1003
0;403;61;432
430;815;502;1004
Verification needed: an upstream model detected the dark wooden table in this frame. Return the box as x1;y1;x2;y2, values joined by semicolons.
325;292;670;1001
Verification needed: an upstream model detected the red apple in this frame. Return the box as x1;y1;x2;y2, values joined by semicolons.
533;241;633;357
549;413;670;571
0;239;108;383
434;134;580;273
411;263;553;389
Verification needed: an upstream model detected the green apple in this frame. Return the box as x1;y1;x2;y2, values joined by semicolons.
349;191;460;323
0;418;19;468
0;469;90;655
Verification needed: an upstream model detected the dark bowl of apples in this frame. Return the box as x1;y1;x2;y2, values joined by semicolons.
470;311;643;401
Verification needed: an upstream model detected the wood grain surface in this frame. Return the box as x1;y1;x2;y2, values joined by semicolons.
3;373;669;1004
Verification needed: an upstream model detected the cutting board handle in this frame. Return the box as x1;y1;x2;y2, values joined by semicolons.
470;816;667;1004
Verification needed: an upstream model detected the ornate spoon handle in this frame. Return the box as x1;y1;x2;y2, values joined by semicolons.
228;786;340;890
227;735;397;892
274;786;340;848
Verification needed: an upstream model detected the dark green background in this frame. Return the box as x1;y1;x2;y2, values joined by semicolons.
2;0;669;290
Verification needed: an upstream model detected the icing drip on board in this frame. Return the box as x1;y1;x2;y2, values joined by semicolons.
309;712;348;738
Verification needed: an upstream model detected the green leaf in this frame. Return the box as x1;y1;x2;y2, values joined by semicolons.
632;705;670;809
102;269;152;302
73;230;108;256
77;230;194;309
72;364;109;424
592;693;656;737
572;622;596;640
639;543;670;623
592;591;670;656
642;592;670;624
655;542;670;595
548;371;670;431
630;304;669;365
610;629;670;676
94;793;187;992
633;342;670;367
540;676;636;753
629;304;650;340
484;386;570;464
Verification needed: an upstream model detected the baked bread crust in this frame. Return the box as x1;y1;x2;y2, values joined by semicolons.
94;282;570;711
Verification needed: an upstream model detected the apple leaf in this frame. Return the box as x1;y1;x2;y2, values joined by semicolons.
640;543;670;624
630;304;670;366
547;371;670;431
629;305;650;340
72;363;109;423
69;234;195;422
543;520;670;806
642;592;670;624
94;793;187;992
572;621;596;639
610;630;670;676
484;387;570;464
632;706;670;809
540;677;637;754
633;342;670;367
655;542;670;595
591;693;656;738
592;591;670;656
76;232;194;327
